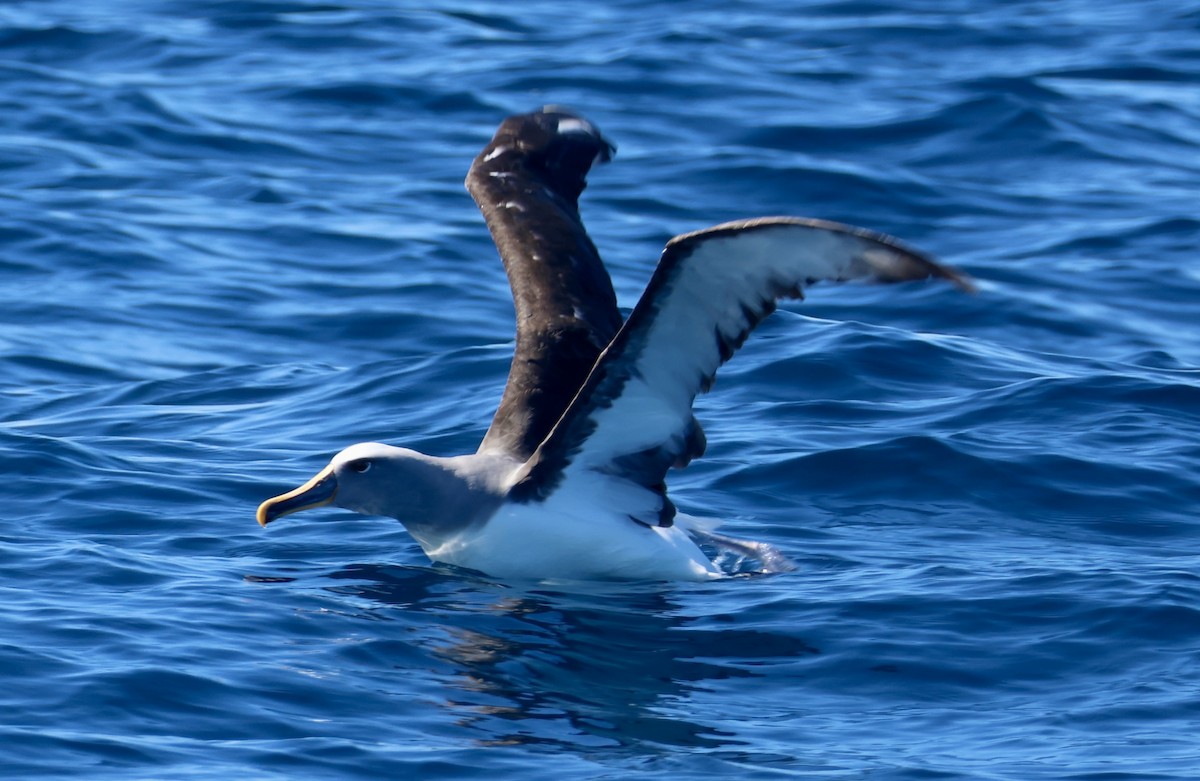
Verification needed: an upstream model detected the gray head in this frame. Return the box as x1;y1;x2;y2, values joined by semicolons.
257;442;509;551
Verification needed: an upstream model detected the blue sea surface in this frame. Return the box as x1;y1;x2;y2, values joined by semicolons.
3;1;1199;778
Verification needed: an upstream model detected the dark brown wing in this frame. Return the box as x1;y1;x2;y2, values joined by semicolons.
466;107;623;460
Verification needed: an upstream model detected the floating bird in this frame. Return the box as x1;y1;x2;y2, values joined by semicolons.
256;107;972;581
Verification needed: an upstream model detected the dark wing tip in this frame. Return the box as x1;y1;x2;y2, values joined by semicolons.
856;237;977;294
527;107;616;198
536;105;616;163
469;107;616;204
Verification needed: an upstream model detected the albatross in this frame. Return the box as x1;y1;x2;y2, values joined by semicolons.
256;107;972;581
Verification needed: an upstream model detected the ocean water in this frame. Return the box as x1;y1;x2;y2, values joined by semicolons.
3;0;1199;778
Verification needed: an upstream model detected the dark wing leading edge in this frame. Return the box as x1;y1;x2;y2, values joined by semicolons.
467;107;625;460
509;217;974;527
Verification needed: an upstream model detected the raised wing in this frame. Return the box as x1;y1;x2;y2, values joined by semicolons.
508;217;973;526
467;107;625;460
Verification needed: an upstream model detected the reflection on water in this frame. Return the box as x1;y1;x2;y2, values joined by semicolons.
324;563;818;752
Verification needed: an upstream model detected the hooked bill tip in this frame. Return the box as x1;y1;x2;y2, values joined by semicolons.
255;466;338;528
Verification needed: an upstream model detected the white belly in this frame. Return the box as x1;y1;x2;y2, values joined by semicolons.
423;500;722;582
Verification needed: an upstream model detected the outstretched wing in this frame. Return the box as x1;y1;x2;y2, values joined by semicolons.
508;217;973;526
466;107;625;461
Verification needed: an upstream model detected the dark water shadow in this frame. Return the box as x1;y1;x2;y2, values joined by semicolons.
322;563;818;755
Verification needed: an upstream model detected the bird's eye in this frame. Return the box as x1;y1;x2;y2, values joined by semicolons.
347;458;372;474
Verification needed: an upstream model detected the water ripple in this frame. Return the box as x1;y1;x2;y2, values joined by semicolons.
2;0;1199;778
